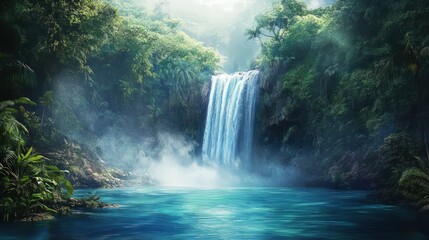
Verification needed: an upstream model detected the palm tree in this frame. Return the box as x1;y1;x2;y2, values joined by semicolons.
376;35;429;99
246;27;264;45
376;35;429;162
39;91;53;127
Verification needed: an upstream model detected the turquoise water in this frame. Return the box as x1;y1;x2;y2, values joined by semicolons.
0;187;425;239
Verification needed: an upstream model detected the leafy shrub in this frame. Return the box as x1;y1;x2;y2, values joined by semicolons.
399;157;429;212
374;133;417;201
0;147;73;221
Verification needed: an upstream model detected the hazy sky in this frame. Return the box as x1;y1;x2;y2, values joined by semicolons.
196;0;334;10
132;0;335;72
197;0;244;10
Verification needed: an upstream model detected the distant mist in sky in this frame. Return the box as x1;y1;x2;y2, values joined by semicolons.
306;0;336;9
129;0;335;73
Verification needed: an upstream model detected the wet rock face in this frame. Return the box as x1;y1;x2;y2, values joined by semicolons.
67;198;119;209
45;141;130;188
327;151;377;190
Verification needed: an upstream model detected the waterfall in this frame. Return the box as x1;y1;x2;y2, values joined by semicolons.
202;70;259;168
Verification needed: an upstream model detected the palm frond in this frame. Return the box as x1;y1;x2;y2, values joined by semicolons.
413;156;428;171
399;168;429;187
3;149;17;162
13;97;36;106
416;198;429;212
420;46;429;59
375;54;404;87
0;101;14;111
0;60;37;88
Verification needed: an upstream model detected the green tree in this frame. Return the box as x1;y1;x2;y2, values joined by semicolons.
19;0;119;82
246;0;307;43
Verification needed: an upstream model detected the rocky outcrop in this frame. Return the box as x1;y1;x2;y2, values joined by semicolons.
327;151;377;189
45;140;132;188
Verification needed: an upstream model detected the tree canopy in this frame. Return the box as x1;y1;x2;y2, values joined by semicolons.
249;0;429;206
0;0;219;220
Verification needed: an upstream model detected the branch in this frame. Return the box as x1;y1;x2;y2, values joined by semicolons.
259;32;275;38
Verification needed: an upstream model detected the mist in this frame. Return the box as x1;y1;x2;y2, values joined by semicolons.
2;0;428;237
47;0;338;188
96;128;301;187
52;79;299;188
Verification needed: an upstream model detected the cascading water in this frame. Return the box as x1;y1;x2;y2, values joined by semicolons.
202;70;259;168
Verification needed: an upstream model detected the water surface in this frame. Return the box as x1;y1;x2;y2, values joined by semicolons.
0;187;424;239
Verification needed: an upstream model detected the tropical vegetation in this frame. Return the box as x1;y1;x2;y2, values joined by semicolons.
1;0;429;221
0;98;73;221
0;0;218;221
248;0;429;209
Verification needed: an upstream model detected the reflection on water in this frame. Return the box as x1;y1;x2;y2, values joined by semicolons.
0;187;425;240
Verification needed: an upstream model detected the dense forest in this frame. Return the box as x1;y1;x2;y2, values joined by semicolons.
0;0;218;221
250;0;429;208
1;0;429;223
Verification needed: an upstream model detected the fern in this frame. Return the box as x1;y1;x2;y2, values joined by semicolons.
399;167;429;211
0;147;74;221
0;101;14;111
0;98;36;152
400;168;429;186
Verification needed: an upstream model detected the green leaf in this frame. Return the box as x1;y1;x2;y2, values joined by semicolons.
23;147;33;159
13;97;36;106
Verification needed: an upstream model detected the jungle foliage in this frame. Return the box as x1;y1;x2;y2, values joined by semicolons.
0;98;73;221
0;0;219;143
0;0;219;220
249;0;429;208
2;0;429;217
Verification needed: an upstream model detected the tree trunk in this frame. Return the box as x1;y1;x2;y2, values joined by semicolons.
424;128;429;165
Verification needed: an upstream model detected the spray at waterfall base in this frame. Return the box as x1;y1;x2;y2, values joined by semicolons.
142;71;299;187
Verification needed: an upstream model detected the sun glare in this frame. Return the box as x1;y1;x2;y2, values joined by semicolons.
198;0;247;11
